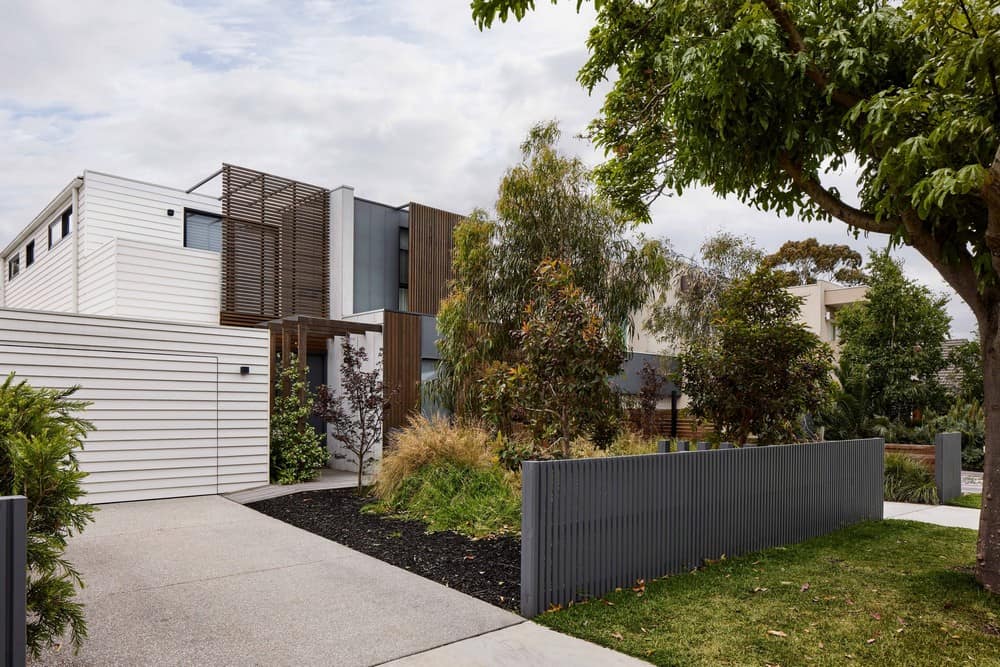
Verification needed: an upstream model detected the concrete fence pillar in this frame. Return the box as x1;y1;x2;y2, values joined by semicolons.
0;496;26;666
934;432;962;503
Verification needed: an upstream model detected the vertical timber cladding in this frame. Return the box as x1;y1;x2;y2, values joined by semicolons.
221;164;330;326
383;311;422;435
407;203;465;315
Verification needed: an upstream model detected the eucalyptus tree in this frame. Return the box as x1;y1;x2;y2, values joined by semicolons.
472;0;1000;590
435;121;660;419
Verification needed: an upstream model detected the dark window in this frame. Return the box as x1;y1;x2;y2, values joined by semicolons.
25;241;34;267
49;207;72;249
398;227;409;289
61;208;71;237
184;210;222;252
7;255;19;280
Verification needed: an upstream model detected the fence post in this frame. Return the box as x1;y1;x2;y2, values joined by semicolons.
657;440;670;454
0;496;26;667
934;432;962;503
521;462;541;618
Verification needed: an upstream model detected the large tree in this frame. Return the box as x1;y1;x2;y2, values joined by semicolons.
436;121;659;417
836;252;952;420
762;238;867;286
678;268;834;445
473;0;1000;590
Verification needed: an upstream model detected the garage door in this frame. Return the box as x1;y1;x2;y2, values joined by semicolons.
0;343;219;504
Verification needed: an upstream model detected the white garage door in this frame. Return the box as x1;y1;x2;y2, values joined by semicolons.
0;343;220;504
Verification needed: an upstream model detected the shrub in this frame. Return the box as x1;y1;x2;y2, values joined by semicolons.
607;430;659;456
495;432;535;472
270;357;327;484
884;453;939;504
377;415;494;499
378;462;521;537
0;373;95;657
929;399;985;472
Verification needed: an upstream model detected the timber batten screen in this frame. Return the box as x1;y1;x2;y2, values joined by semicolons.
221;165;330;327
407;203;464;315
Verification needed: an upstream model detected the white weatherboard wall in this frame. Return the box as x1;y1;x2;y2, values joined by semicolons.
0;308;269;504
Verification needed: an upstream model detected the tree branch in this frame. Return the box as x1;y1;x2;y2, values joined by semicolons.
777;152;898;234
760;0;862;109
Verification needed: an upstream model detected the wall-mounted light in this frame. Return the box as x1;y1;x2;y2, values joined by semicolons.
167;208;175;217
240;366;250;376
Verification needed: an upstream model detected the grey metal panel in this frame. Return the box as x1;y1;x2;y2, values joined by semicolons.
420;315;440;360
935;432;963;502
520;439;884;617
0;496;26;666
610;353;678;395
353;199;408;313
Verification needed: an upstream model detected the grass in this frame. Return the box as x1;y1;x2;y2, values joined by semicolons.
537;521;1000;666
884;453;939;504
947;493;983;509
371;462;520;537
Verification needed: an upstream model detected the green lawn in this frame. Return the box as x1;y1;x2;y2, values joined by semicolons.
537;521;1000;666
947;493;982;509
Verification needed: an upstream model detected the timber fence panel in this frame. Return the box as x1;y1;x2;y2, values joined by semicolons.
520;439;884;617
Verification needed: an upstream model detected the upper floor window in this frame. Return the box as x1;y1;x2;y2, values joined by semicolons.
7;255;19;280
25;241;35;268
184;210;222;253
48;207;72;249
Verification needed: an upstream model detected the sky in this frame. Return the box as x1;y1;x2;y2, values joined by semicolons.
0;0;978;338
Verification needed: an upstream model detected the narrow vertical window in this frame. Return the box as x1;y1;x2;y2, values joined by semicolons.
25;241;34;267
7;255;19;280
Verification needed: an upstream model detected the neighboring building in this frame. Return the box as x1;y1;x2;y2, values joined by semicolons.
786;280;868;354
938;338;971;395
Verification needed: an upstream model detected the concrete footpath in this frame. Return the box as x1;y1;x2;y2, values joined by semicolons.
38;496;646;666
885;501;980;529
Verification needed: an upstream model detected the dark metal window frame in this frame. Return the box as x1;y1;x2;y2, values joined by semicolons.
7;255;19;280
182;208;223;252
24;241;34;268
48;206;72;250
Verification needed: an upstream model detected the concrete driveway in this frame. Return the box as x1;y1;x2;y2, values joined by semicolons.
39;496;523;666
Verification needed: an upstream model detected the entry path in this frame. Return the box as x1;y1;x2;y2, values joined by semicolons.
885;501;980;529
40;496;645;666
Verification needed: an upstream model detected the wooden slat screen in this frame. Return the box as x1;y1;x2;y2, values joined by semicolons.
407;203;465;315
221;164;329;326
383;311;422;435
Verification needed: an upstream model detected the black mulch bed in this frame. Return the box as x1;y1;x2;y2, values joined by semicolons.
247;488;521;612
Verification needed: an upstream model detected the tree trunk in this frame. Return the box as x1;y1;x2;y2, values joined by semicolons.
978;318;1000;591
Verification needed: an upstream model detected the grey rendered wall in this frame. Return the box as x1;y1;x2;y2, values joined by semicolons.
611;353;678;396
935;432;962;502
0;496;25;666
352;199;408;313
520;438;884;617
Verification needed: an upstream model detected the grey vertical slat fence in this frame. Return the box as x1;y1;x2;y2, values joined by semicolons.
0;496;26;666
934;432;962;502
521;439;884;617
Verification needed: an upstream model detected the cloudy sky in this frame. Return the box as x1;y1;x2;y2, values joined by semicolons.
0;0;977;337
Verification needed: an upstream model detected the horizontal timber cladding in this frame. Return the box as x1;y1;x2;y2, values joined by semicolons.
382;311;422;436
520;438;884;617
407;203;465;315
0;308;270;504
221;164;329;327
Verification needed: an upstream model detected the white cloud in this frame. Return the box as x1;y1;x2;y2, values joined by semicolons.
0;0;977;337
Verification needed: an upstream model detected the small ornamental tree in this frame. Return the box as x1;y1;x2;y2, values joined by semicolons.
270;356;327;485
949;338;984;404
836;252;951;421
314;339;398;492
678;269;834;445
762;238;867;286
482;260;626;456
635;362;668;437
0;373;95;657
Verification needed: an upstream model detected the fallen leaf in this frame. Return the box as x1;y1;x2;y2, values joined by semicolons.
602;599;615;606
767;630;788;638
640;627;648;634
871;613;881;620
611;632;624;641
800;583;811;592
818;642;825;649
754;587;769;593
866;638;876;645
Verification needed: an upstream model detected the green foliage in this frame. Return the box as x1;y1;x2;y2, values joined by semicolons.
270;357;327;485
645;232;764;346
678;269;834;445
929;398;985;471
884;453;940;504
376;462;521;537
0;373;95;657
837;252;951;421
495;433;535;472
482;259;627;455
948;338;984;404
762;238;867;286
435;121;660;417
